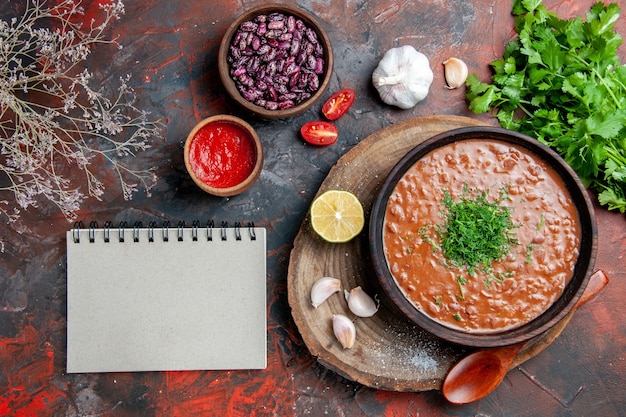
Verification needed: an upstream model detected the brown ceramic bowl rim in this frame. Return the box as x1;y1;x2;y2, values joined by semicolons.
218;3;334;119
369;126;598;348
183;115;263;197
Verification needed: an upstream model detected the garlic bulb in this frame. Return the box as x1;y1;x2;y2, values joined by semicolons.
332;314;356;349
372;45;433;109
345;286;378;317
311;277;341;308
443;57;468;89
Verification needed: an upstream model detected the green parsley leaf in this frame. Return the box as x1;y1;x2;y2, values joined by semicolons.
466;0;626;212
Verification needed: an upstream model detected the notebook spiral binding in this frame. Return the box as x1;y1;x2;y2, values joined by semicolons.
71;220;257;244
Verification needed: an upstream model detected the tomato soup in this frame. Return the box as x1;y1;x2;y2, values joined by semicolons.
383;139;581;333
187;121;258;189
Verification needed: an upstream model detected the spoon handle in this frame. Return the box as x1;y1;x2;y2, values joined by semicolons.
506;269;608;365
442;270;609;404
576;270;609;307
508;269;608;363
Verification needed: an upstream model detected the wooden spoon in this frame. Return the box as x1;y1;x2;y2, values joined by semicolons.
442;270;609;404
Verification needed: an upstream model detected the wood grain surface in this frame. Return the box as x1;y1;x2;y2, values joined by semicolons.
287;115;586;391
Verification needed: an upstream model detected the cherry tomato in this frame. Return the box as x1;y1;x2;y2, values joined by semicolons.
300;121;338;146
322;88;355;121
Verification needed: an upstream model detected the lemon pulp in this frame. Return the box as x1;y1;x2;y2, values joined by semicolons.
310;190;364;243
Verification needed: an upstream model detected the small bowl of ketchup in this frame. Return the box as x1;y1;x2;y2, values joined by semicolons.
184;115;263;197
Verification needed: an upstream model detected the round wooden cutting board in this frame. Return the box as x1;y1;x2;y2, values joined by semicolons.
287;115;578;392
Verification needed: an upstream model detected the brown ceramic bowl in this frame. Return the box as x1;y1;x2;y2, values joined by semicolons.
184;115;263;197
218;4;333;119
369;127;597;348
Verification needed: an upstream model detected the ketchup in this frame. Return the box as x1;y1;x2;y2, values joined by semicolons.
188;121;257;189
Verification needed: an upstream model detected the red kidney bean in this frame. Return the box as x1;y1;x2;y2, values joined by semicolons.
263;48;277;62
240;21;257;32
229;45;241;60
314;42;323;56
287;15;296;32
251;36;261;50
247;56;260;73
306;54;317;71
297;72;309;88
290;38;300;57
234;56;249;68
308;74;319;91
268;86;278;101
289;72;300;88
305;28;317;43
266;61;277;77
304;42;314;55
232;66;247;77
241;89;258;102
275;81;289;94
257;44;271;55
284;62;300;76
257;22;267;36
279;100;294;109
314;57;324;74
280;92;298;101
228;11;326;111
295;51;306;66
276;58;285;73
268;20;284;30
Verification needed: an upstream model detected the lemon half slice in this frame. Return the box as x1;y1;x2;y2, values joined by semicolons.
310;190;364;243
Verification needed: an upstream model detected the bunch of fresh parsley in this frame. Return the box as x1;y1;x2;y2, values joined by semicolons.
466;0;626;212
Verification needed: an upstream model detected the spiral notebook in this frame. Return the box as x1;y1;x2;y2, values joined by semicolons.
66;221;267;373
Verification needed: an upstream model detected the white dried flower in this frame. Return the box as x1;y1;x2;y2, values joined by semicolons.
0;0;163;223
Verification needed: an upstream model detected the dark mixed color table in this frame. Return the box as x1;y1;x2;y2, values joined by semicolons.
1;1;624;416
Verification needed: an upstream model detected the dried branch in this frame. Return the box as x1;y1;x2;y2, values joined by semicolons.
0;0;163;222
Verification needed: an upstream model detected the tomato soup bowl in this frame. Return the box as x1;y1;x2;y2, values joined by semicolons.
218;4;334;119
369;127;597;348
184;115;263;197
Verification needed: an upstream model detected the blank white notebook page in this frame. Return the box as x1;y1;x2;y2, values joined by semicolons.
66;224;267;373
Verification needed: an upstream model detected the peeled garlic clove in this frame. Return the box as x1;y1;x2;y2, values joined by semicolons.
443;57;468;89
345;286;378;317
311;277;341;308
332;314;356;349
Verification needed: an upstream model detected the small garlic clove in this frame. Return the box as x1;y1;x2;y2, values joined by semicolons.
332;314;356;349
345;286;379;317
311;277;341;308
443;57;468;89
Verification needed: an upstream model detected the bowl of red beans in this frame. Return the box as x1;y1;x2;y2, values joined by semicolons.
369;127;597;347
218;4;333;119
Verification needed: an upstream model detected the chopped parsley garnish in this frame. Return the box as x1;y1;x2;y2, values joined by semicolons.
456;276;467;300
525;243;535;264
536;214;545;231
438;188;519;274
